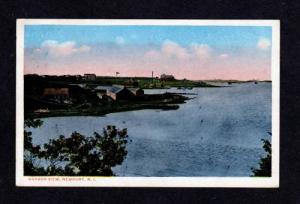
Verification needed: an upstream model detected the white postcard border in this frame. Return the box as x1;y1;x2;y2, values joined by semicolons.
16;19;280;187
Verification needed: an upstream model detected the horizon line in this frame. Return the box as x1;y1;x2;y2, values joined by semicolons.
24;73;271;81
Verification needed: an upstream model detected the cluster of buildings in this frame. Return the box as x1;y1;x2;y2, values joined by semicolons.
42;85;144;103
95;85;144;101
39;72;176;103
83;73;175;82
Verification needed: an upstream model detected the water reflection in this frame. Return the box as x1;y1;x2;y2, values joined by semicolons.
29;83;272;176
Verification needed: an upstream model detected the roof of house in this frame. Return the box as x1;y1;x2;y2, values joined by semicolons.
70;84;86;88
112;84;125;88
95;85;112;91
43;88;69;95
107;86;124;94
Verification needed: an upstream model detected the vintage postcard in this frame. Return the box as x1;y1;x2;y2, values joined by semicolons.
16;19;280;187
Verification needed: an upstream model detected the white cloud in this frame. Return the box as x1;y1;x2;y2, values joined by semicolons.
190;43;212;60
115;36;125;45
257;38;271;50
37;40;90;57
219;53;229;59
144;41;213;62
77;45;91;52
161;40;190;60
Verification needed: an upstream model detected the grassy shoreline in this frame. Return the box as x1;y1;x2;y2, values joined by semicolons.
26;93;190;119
26;104;182;119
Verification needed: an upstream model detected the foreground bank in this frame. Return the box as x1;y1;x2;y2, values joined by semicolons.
26;92;190;118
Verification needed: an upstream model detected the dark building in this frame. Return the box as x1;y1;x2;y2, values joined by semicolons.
160;74;175;81
106;86;134;101
74;75;82;80
43;88;69;101
84;74;96;81
95;85;112;99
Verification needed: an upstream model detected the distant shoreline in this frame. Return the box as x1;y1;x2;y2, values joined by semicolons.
24;74;270;119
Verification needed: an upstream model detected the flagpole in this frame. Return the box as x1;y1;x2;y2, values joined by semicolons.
115;72;119;84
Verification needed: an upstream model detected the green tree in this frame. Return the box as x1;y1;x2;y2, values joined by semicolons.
24;118;129;176
251;137;272;177
24;118;47;175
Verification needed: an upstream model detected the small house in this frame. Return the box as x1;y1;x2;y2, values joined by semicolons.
43;88;69;101
160;74;175;81
84;74;96;81
106;86;134;101
95;85;112;99
128;88;144;96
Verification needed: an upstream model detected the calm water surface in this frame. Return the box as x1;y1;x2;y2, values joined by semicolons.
29;83;271;176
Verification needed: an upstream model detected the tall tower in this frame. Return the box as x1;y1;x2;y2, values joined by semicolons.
152;71;154;83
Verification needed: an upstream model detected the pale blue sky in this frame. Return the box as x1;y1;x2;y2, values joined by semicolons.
25;25;272;49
